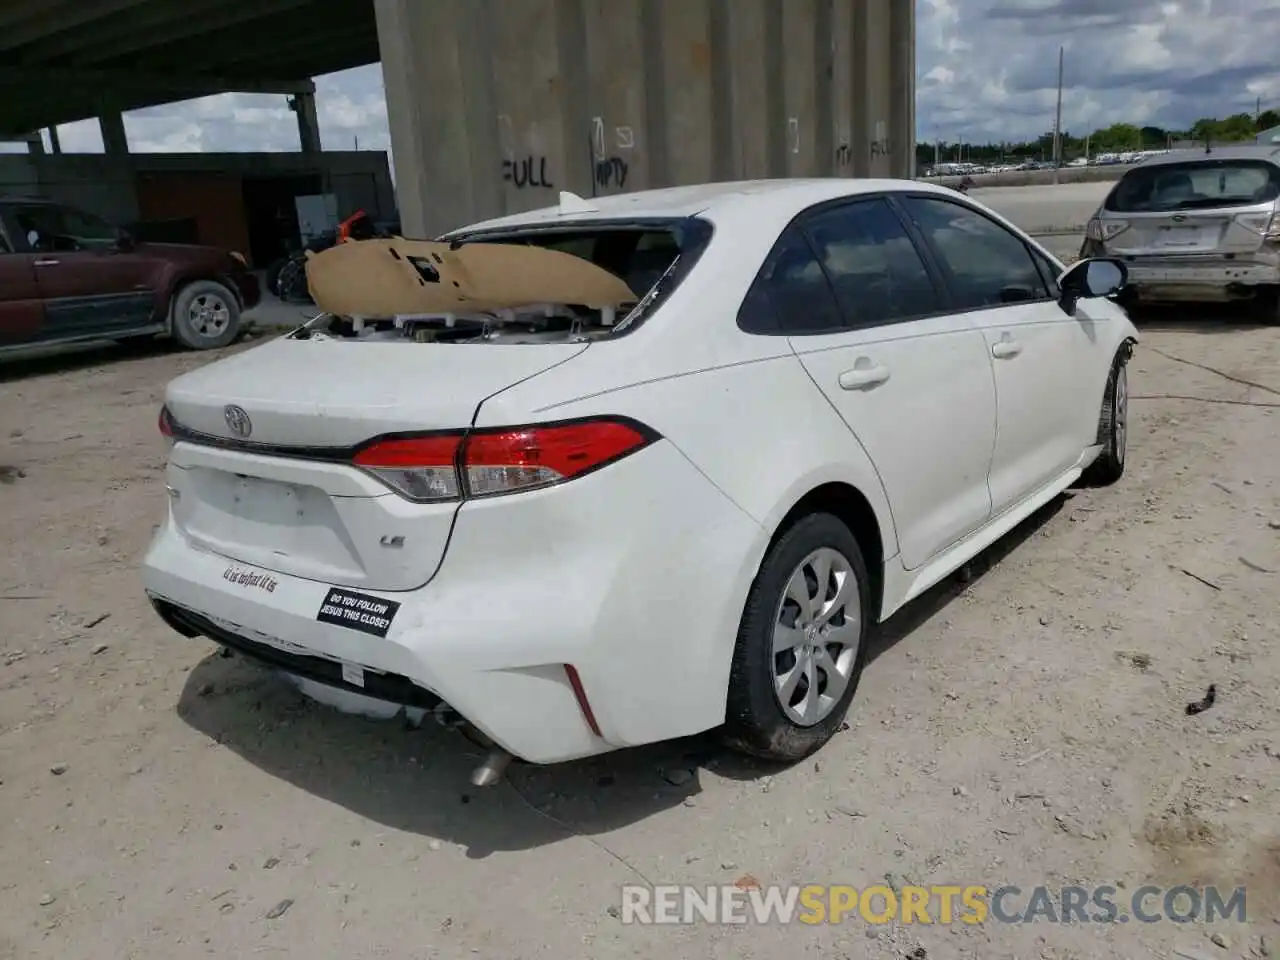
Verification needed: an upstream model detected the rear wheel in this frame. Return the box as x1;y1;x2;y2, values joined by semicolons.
1253;287;1280;325
1081;350;1128;486
170;280;241;350
724;513;871;762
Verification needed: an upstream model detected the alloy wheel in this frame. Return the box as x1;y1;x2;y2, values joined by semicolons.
772;547;862;726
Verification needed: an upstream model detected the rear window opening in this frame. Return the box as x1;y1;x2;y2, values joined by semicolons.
1104;159;1280;213
293;218;712;345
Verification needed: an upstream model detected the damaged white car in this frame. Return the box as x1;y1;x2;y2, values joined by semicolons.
142;179;1138;784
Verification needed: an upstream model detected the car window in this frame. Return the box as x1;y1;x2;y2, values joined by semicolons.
1031;247;1062;299
801;199;942;326
1105;159;1280;212
738;227;844;335
13;203;116;252
900;196;1049;310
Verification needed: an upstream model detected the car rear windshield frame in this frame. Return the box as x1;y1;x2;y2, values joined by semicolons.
1104;158;1280;213
437;215;715;338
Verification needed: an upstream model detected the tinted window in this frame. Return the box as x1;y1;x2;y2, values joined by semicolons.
1105;159;1280;212
1026;246;1062;299
738;227;844;334
14;203;117;252
900;196;1049;310
802;199;941;325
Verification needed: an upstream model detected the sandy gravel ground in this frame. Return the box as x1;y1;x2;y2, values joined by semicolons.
0;311;1277;960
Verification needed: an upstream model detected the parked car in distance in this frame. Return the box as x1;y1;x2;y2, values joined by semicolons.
0;196;260;356
1081;145;1280;320
142;178;1137;784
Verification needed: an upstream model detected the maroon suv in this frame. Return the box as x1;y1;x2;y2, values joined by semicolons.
0;196;260;354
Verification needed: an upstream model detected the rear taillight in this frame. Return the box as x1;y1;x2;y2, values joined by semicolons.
1236;211;1280;239
352;417;657;502
158;406;176;442
353;433;463;502
1086;217;1129;242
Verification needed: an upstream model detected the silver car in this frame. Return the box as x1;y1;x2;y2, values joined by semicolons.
1082;145;1280;320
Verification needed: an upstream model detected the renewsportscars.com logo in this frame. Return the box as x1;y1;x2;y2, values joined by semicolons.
620;883;1248;925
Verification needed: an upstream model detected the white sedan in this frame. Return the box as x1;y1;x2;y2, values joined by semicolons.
142;178;1137;782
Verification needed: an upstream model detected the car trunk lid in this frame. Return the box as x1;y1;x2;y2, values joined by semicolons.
163;336;588;591
1105;208;1269;257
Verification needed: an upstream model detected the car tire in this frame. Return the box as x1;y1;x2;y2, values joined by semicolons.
1081;349;1129;486
724;512;871;762
170;280;242;350
1253;288;1280;325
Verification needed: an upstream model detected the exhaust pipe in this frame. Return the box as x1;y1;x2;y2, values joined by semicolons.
470;748;512;787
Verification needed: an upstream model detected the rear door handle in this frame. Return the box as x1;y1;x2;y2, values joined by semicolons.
991;338;1022;359
838;362;891;390
33;258;60;266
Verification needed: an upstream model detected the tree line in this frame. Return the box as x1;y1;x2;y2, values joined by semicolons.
918;108;1280;166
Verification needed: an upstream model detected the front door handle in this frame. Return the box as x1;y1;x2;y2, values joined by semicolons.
33;258;60;266
991;337;1022;359
838;362;891;390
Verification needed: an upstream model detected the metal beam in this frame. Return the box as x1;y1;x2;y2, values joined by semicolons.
0;0;156;51
0;66;315;97
207;28;379;72
20;0;318;61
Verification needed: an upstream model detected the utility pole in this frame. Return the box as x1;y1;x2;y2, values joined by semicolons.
1052;44;1064;183
1257;96;1262;126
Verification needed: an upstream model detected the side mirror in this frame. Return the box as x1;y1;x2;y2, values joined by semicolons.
115;228;136;251
1058;257;1127;314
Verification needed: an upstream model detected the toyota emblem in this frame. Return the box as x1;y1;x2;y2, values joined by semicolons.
224;404;252;438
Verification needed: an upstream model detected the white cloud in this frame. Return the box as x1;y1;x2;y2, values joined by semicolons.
4;3;1275;161
919;0;1280;142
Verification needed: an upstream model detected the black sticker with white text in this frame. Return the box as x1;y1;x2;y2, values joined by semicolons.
315;587;401;638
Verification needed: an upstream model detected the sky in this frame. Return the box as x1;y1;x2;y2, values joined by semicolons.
4;0;1277;158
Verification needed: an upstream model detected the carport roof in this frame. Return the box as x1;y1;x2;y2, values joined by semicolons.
0;0;379;137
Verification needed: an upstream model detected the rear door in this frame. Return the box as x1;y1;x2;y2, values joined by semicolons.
0;214;44;344
12;203;157;338
896;194;1108;514
743;196;997;571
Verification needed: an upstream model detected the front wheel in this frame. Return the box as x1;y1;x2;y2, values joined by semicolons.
724;513;871;762
1081;349;1129;486
170;280;241;350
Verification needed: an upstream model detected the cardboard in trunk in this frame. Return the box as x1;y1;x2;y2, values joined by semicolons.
304;238;639;318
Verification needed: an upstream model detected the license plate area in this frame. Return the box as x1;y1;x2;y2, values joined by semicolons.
1153;226;1213;249
172;466;367;582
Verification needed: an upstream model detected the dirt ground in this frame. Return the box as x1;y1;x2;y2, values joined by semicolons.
0;310;1277;960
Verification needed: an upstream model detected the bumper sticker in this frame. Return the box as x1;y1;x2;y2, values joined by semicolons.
316;587;401;638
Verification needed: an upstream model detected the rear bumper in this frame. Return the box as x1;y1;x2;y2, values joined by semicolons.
141;439;765;764
1101;251;1280;302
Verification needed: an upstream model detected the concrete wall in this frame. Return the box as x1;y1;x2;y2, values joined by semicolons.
0;151;397;227
932;164;1134;191
376;0;915;236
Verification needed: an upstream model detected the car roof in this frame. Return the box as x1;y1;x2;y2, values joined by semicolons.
1133;145;1280;168
450;178;952;235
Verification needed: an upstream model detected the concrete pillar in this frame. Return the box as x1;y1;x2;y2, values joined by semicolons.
47;126;61;154
291;91;322;153
375;0;911;235
889;0;916;179
99;109;129;155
